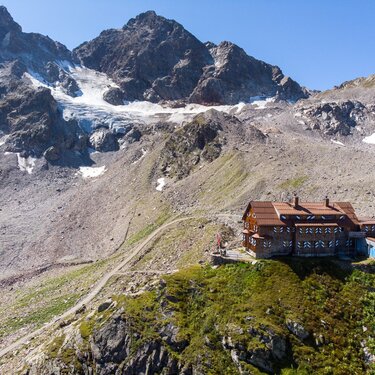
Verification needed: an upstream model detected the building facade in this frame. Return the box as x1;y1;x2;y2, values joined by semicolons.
242;197;375;258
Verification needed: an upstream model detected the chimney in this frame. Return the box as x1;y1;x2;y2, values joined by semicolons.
293;195;299;207
324;196;329;207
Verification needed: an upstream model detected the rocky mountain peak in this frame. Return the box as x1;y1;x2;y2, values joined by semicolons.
75;11;212;102
0;6;22;38
75;12;308;105
125;10;160;28
0;6;73;82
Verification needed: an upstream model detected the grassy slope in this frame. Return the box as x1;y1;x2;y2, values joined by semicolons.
48;259;374;375
0;260;113;344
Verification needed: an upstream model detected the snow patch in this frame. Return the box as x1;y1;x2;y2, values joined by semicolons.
156;177;166;191
363;133;375;145
24;67;258;133
330;139;345;146
16;153;37;174
0;134;9;146
79;166;107;178
250;96;275;109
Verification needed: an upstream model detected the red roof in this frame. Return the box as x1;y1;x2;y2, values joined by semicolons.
243;199;359;227
359;220;375;225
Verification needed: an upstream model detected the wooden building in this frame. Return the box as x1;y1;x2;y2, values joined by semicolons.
242;197;375;258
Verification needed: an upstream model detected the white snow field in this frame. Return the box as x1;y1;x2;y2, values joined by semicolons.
363;133;375;145
17;153;37;174
79;166;107;178
330;139;345;146
3;152;37;174
156;177;166;191
24;65;251;134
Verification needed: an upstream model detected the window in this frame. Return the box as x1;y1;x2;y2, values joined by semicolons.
243;234;246;242
315;240;324;248
296;216;301;220
281;215;287;220
328;240;334;248
263;240;272;248
303;241;311;248
334;227;339;233
297;241;303;249
372;225;375;232
364;225;369;232
325;227;331;234
307;215;316;220
339;215;345;220
346;239;353;247
315;227;322;234
340;227;344;232
282;240;292;248
299;228;303;234
335;240;339;247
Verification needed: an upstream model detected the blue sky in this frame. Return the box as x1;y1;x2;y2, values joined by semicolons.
1;0;374;90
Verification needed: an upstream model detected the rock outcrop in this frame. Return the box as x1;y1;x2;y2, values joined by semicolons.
1;83;87;159
0;6;74;80
74;11;308;105
89;128;119;152
190;41;308;104
295;100;372;135
159;109;266;179
103;87;124;106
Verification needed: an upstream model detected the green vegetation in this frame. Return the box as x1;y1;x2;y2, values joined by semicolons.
278;176;308;190
198;152;249;207
60;259;374;374
131;218;229;271
162;260;374;374
124;210;172;247
0;259;111;340
48;334;66;359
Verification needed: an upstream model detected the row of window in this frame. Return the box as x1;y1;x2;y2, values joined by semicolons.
244;235;354;250
280;215;345;221
274;227;295;233
273;226;343;234
364;225;375;232
298;227;343;234
283;241;293;248
295;239;353;249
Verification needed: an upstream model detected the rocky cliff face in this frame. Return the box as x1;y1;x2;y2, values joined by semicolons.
0;7;89;161
74;11;212;103
74;11;308;105
0;6;74;80
294;100;375;136
159;109;266;179
190;41;308;104
23;260;373;375
1;82;87;159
